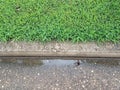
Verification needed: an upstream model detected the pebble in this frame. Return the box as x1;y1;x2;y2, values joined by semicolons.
56;83;59;86
91;70;94;73
82;85;85;88
37;73;40;76
2;85;4;88
23;77;26;80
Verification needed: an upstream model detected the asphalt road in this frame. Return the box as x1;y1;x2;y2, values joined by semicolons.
0;60;120;90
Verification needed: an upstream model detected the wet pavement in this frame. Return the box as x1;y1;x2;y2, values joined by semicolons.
0;59;120;90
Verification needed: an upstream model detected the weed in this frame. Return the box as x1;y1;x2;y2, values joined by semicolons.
0;0;120;43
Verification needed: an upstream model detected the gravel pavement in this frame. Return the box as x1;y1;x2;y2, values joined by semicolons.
0;60;120;90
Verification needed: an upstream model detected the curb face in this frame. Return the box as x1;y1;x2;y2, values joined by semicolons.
0;42;120;58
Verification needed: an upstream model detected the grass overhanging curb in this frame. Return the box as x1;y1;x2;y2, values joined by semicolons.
0;0;120;43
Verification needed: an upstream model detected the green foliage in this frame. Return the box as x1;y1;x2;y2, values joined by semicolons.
0;0;120;43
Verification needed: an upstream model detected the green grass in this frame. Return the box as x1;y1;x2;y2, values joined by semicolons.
0;0;120;43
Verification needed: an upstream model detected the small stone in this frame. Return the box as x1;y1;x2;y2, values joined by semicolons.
56;83;59;86
23;77;26;80
83;80;86;83
5;81;9;84
53;72;55;75
73;75;76;78
74;67;77;70
113;73;115;76
2;85;4;88
91;70;94;73
37;87;40;89
82;85;85;88
37;73;40;76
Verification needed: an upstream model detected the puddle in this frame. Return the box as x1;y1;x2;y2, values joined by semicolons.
0;58;120;67
42;59;77;66
0;59;79;66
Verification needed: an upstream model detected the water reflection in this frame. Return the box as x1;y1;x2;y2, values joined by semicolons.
42;60;76;66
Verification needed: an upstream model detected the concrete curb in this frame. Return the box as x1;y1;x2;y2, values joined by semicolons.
0;42;120;59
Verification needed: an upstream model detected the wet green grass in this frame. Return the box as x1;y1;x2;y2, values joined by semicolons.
0;0;120;43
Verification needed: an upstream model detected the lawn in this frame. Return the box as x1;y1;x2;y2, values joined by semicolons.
0;0;120;43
